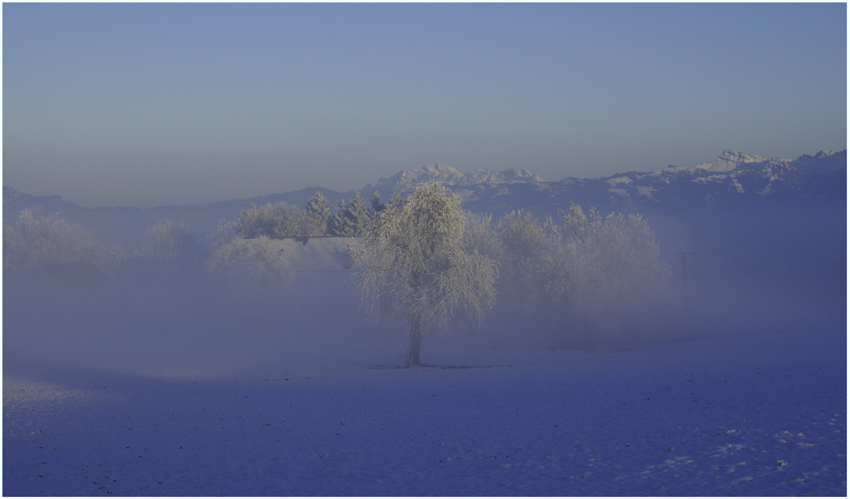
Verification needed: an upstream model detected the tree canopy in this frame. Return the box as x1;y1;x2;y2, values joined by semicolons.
354;181;498;365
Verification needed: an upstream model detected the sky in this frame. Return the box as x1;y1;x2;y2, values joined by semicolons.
3;3;846;208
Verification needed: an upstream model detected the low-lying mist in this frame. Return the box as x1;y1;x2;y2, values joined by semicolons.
3;197;844;386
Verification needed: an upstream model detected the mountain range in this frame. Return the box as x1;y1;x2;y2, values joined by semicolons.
3;149;845;250
361;149;845;212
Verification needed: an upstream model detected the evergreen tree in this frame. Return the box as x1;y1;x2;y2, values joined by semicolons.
305;192;332;235
346;191;370;235
329;192;370;236
370;191;385;213
387;191;402;209
328;199;354;236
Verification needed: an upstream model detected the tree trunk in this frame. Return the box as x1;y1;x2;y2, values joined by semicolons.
408;312;422;366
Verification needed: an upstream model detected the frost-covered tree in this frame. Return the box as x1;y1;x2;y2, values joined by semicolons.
328;200;351;236
329;192;370;237
272;206;323;239
387;191;402;208
545;203;673;349
462;211;505;262
328;200;349;236
479;204;673;351
235;202;322;239
369;191;385;213
205;235;288;295
553;203;669;297
305;192;332;235
4;210;107;272
347;191;370;226
145;219;202;276
209;219;237;248
235;203;277;239
497;209;549;265
355;181;498;365
491;210;554;333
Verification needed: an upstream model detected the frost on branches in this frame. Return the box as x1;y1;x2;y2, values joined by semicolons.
205;236;289;297
481;203;674;351
145;219;203;277
354;182;498;365
3;210;124;281
546;203;673;350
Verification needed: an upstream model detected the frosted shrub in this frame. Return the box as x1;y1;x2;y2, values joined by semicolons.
355;182;498;365
205;235;288;296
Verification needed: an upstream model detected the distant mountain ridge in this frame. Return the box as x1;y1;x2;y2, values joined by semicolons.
366;163;546;195
681;149;769;173
580;149;846;208
359;149;844;214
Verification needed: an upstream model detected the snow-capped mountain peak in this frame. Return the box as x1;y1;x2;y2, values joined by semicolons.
504;167;542;180
794;150;846;175
371;164;546;195
359;149;843;213
418;163;464;178
685;150;767;173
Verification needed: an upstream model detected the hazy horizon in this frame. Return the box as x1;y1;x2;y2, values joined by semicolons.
4;3;846;208
4;146;847;210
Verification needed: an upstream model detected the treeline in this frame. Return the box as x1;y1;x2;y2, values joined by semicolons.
4;188;676;351
3;190;383;280
218;191;385;241
476;205;674;350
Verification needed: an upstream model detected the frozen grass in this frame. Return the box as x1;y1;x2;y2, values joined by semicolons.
4;329;846;496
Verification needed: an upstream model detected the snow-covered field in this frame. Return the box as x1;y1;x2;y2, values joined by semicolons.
4;328;845;496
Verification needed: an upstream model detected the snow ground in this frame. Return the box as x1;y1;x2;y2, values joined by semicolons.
4;329;846;496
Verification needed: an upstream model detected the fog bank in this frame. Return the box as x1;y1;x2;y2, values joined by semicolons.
4;196;844;386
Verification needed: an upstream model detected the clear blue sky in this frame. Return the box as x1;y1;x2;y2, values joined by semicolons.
4;3;846;207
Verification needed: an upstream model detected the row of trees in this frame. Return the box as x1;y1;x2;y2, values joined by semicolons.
3;211;125;279
4;190;381;284
219;191;385;241
354;182;674;362
4;183;674;358
492;204;673;351
3;214;204;283
202;192;385;294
